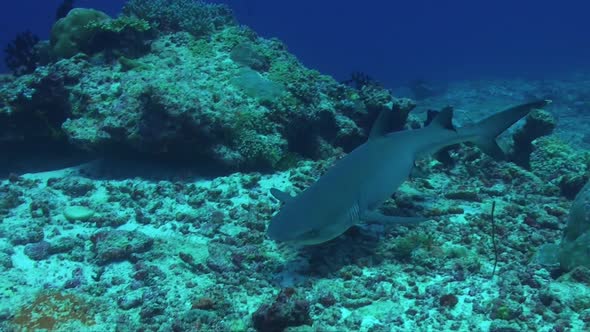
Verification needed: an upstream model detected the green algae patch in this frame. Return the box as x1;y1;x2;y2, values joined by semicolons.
230;42;270;71
231;67;285;104
63;205;95;222
86;16;151;34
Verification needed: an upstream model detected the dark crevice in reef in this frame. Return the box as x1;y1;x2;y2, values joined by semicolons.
74;153;232;181
0;140;90;178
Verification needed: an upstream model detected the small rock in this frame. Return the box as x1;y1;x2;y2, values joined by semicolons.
192;297;215;310
24;241;51;260
48;236;84;254
64;205;95;222
91;230;153;265
118;292;144;310
439;294;459;308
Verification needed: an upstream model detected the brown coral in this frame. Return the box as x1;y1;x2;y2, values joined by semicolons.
12;291;96;330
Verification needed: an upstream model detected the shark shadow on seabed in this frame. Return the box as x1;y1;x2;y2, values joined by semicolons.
274;221;426;280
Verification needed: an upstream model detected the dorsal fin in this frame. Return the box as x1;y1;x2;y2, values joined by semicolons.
369;109;394;140
427;106;455;132
270;188;294;203
424;109;438;127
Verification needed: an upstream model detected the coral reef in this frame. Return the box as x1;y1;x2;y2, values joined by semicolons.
1;14;408;172
559;181;590;270
1;2;590;331
50;8;111;59
3;31;40;76
0;134;587;330
511;108;557;168
252;288;312;332
530;137;590;198
51;8;152;60
123;0;234;37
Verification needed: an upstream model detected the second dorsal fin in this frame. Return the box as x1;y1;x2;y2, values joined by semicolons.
427;106;455;131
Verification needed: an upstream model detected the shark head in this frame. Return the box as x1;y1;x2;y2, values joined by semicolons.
266;209;296;242
267;201;319;244
267;188;348;245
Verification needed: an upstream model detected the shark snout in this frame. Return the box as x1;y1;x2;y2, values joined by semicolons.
267;212;301;243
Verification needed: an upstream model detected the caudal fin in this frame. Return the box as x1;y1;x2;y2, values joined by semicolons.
468;100;551;159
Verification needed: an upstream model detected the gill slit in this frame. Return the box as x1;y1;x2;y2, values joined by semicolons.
348;200;361;226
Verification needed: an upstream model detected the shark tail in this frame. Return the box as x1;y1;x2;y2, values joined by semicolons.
465;100;551;159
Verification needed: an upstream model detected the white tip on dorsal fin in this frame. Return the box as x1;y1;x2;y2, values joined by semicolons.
270;188;294;203
368;109;395;140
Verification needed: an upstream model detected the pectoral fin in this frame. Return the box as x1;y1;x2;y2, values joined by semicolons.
362;210;430;225
270;188;294;203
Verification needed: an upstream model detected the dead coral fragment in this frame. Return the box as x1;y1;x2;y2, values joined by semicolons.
252;288;312;332
445;190;481;202
439;294;459;308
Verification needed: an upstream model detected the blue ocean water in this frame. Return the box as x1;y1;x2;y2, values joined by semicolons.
3;0;590;85
2;1;590;331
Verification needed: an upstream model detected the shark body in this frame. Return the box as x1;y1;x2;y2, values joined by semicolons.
267;100;550;245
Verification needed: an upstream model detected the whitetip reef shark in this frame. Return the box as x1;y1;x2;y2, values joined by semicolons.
267;100;550;246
